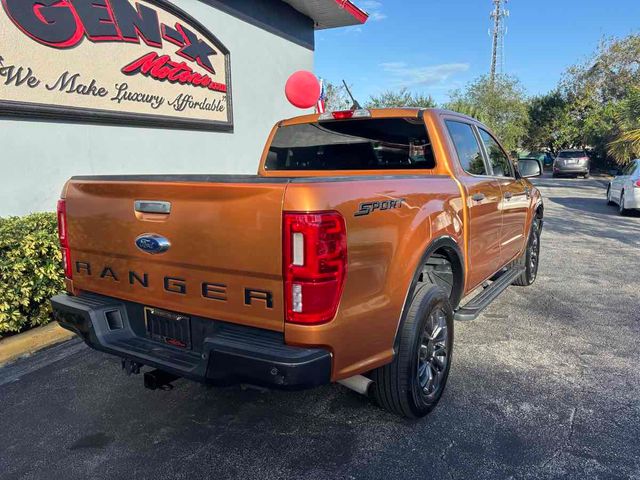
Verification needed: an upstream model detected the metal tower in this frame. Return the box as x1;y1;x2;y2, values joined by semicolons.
489;0;509;83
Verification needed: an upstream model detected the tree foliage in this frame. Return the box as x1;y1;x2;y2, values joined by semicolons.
0;213;64;334
446;75;529;152
523;91;574;155
561;34;640;165
608;87;640;162
562;35;640;103
366;88;436;109
323;81;353;112
521;34;640;166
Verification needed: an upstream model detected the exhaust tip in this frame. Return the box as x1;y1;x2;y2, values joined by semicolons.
338;375;373;396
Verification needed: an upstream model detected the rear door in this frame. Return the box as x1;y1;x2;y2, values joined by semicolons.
477;128;530;265
611;164;629;199
445;120;503;290
65;176;288;332
616;162;635;200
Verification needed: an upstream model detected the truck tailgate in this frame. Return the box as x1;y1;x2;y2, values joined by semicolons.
64;176;288;332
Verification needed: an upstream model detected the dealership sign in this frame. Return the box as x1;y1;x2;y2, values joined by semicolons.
0;0;232;131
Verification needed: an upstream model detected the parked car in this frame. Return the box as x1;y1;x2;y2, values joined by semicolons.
50;108;544;418
607;159;640;215
553;150;590;178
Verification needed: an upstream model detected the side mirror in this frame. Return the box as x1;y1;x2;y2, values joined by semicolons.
518;158;542;178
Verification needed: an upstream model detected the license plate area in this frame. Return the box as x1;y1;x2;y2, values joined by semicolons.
144;307;192;349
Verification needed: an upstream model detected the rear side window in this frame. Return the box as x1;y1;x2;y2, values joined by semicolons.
478;129;514;177
445;121;487;175
265;118;435;171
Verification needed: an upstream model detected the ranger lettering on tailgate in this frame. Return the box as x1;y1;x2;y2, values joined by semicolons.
74;261;274;308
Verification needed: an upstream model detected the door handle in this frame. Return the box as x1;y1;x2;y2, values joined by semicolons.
472;193;485;202
134;200;171;214
503;192;513;200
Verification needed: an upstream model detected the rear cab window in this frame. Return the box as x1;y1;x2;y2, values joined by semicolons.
265;117;435;171
445;120;487;175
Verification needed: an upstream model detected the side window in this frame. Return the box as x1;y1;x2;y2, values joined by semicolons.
478;129;514;178
445;121;487;175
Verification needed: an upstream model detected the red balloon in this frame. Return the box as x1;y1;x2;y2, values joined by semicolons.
285;71;321;109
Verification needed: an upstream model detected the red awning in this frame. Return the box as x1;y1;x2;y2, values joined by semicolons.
282;0;369;29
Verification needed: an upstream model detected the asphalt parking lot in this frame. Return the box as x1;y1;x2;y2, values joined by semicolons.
1;174;639;480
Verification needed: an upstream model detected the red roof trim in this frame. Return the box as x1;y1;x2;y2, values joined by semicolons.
334;0;369;24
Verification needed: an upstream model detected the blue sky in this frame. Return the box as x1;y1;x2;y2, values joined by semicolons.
315;0;640;104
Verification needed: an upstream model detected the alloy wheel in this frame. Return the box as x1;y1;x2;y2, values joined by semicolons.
529;225;540;280
417;308;449;399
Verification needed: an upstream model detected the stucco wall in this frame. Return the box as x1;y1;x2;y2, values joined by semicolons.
0;0;313;216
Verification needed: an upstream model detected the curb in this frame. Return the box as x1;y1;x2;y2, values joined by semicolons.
0;322;75;366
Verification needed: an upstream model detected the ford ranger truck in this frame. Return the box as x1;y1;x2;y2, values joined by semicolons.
51;108;544;418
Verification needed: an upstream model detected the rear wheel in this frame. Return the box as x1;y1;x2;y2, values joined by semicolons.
619;191;629;216
371;285;453;418
513;219;541;286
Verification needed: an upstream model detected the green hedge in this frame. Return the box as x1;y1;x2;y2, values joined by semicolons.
0;213;65;334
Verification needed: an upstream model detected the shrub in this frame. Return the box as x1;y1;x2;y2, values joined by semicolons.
0;213;65;334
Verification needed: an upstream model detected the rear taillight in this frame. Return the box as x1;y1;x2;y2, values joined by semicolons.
283;211;347;325
56;199;72;279
634;179;640;188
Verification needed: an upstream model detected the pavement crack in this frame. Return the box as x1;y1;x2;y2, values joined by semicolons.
567;407;577;445
541;407;578;469
439;440;456;480
440;440;455;461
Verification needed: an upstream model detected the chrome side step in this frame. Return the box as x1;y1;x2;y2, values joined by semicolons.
454;266;525;321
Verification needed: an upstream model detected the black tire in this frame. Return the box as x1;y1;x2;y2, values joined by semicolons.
371;285;454;418
584;173;590;179
619;191;629;216
607;186;615;205
513;218;541;286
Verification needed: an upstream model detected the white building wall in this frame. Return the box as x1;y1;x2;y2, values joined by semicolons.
0;0;313;216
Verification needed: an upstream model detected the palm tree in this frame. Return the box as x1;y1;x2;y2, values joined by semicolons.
608;88;640;164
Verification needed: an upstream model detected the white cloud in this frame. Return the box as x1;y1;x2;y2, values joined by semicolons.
379;62;470;88
359;1;387;21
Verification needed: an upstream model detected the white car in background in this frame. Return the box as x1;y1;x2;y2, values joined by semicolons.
607;159;640;215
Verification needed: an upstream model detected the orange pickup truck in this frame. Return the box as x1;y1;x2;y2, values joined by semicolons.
51;108;543;418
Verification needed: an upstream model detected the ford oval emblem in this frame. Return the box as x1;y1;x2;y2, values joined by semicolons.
135;234;170;255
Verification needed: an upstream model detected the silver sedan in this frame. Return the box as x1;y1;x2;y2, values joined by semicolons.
607;159;640;215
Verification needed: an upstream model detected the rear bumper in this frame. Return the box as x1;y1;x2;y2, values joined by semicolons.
51;293;331;390
553;165;589;174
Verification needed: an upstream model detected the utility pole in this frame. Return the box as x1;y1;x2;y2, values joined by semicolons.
489;0;509;84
